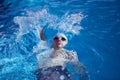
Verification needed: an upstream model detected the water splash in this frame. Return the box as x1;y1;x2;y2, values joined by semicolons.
57;13;83;34
14;9;84;37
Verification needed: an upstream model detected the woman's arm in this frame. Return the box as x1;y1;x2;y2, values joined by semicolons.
40;28;46;41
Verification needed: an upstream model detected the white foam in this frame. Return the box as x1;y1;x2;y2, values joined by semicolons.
14;9;84;37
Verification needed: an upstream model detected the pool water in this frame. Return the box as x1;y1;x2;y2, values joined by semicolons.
0;0;120;80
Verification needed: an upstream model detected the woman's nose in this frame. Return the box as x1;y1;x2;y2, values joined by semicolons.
58;38;61;41
58;38;63;41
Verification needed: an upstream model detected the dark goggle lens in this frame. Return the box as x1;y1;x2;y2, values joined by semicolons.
54;37;59;40
61;37;66;41
54;37;66;41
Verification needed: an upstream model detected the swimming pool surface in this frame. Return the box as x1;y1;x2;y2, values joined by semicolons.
0;0;120;80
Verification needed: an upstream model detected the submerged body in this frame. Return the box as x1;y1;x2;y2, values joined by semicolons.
35;48;88;80
35;48;79;80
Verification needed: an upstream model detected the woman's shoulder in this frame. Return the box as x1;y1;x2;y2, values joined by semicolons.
63;49;78;60
64;49;77;55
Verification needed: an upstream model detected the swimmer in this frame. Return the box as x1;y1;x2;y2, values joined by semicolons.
35;28;89;80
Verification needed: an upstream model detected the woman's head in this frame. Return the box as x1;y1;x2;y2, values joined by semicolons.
52;33;68;49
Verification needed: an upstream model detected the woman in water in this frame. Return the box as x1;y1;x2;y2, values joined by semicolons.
35;29;89;80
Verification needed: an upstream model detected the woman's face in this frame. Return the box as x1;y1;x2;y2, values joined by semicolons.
52;35;67;49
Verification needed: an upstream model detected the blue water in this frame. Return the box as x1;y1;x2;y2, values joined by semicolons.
0;0;120;80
